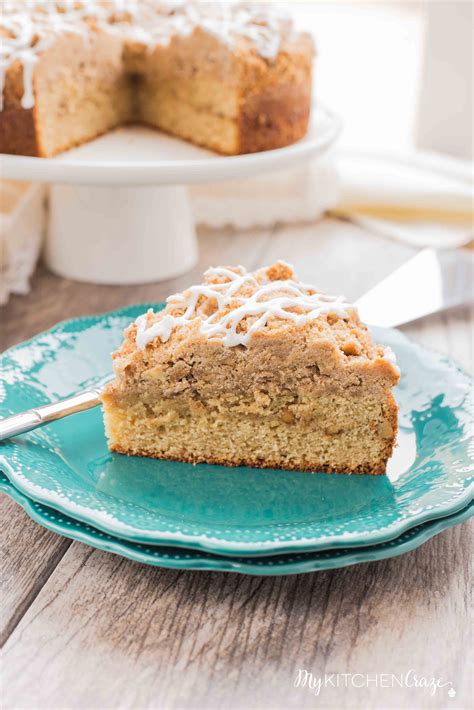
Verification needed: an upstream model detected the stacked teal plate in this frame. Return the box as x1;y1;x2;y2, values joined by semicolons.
0;305;472;574
1;472;471;575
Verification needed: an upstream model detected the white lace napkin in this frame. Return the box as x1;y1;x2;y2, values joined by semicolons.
0;181;46;305
190;154;340;229
190;149;473;248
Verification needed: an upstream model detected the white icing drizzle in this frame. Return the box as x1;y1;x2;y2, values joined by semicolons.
383;346;400;375
17;52;37;109
0;0;293;111
0;61;6;112
135;263;354;350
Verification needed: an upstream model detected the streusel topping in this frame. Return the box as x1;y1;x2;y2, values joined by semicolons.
135;261;355;349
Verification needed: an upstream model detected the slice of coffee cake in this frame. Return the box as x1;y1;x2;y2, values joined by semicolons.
102;262;399;474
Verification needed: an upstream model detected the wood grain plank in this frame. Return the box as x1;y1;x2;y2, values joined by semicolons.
1;521;471;710
0;496;71;647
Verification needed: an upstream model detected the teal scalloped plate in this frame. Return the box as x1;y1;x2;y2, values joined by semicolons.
0;472;472;575
0;305;473;556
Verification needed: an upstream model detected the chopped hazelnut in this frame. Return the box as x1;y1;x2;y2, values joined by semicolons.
325;423;342;435
267;261;294;281
378;420;394;439
341;340;361;356
281;408;295;424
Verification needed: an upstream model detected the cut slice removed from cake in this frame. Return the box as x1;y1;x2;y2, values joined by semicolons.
102;262;400;474
0;2;313;157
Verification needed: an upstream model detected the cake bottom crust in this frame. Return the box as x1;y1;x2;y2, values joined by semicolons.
110;444;389;476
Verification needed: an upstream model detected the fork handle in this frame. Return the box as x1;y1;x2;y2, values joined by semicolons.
0;388;103;442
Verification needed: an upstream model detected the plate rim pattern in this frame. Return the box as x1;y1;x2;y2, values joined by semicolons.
0;473;472;576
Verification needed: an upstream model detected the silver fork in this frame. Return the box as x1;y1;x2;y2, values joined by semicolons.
0;387;105;442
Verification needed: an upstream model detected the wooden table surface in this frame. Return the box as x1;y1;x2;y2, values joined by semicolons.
1;219;472;710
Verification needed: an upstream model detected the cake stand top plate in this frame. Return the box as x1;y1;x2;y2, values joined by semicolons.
0;105;340;186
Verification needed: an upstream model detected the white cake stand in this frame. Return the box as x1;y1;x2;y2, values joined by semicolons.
0;105;341;284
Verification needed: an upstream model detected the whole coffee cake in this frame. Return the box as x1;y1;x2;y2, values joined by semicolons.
102;262;400;474
0;1;313;157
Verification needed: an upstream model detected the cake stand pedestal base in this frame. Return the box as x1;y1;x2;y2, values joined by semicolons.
1;108;340;284
45;184;198;285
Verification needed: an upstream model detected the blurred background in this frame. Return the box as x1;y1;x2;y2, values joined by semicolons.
1;0;472;310
294;0;472;158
